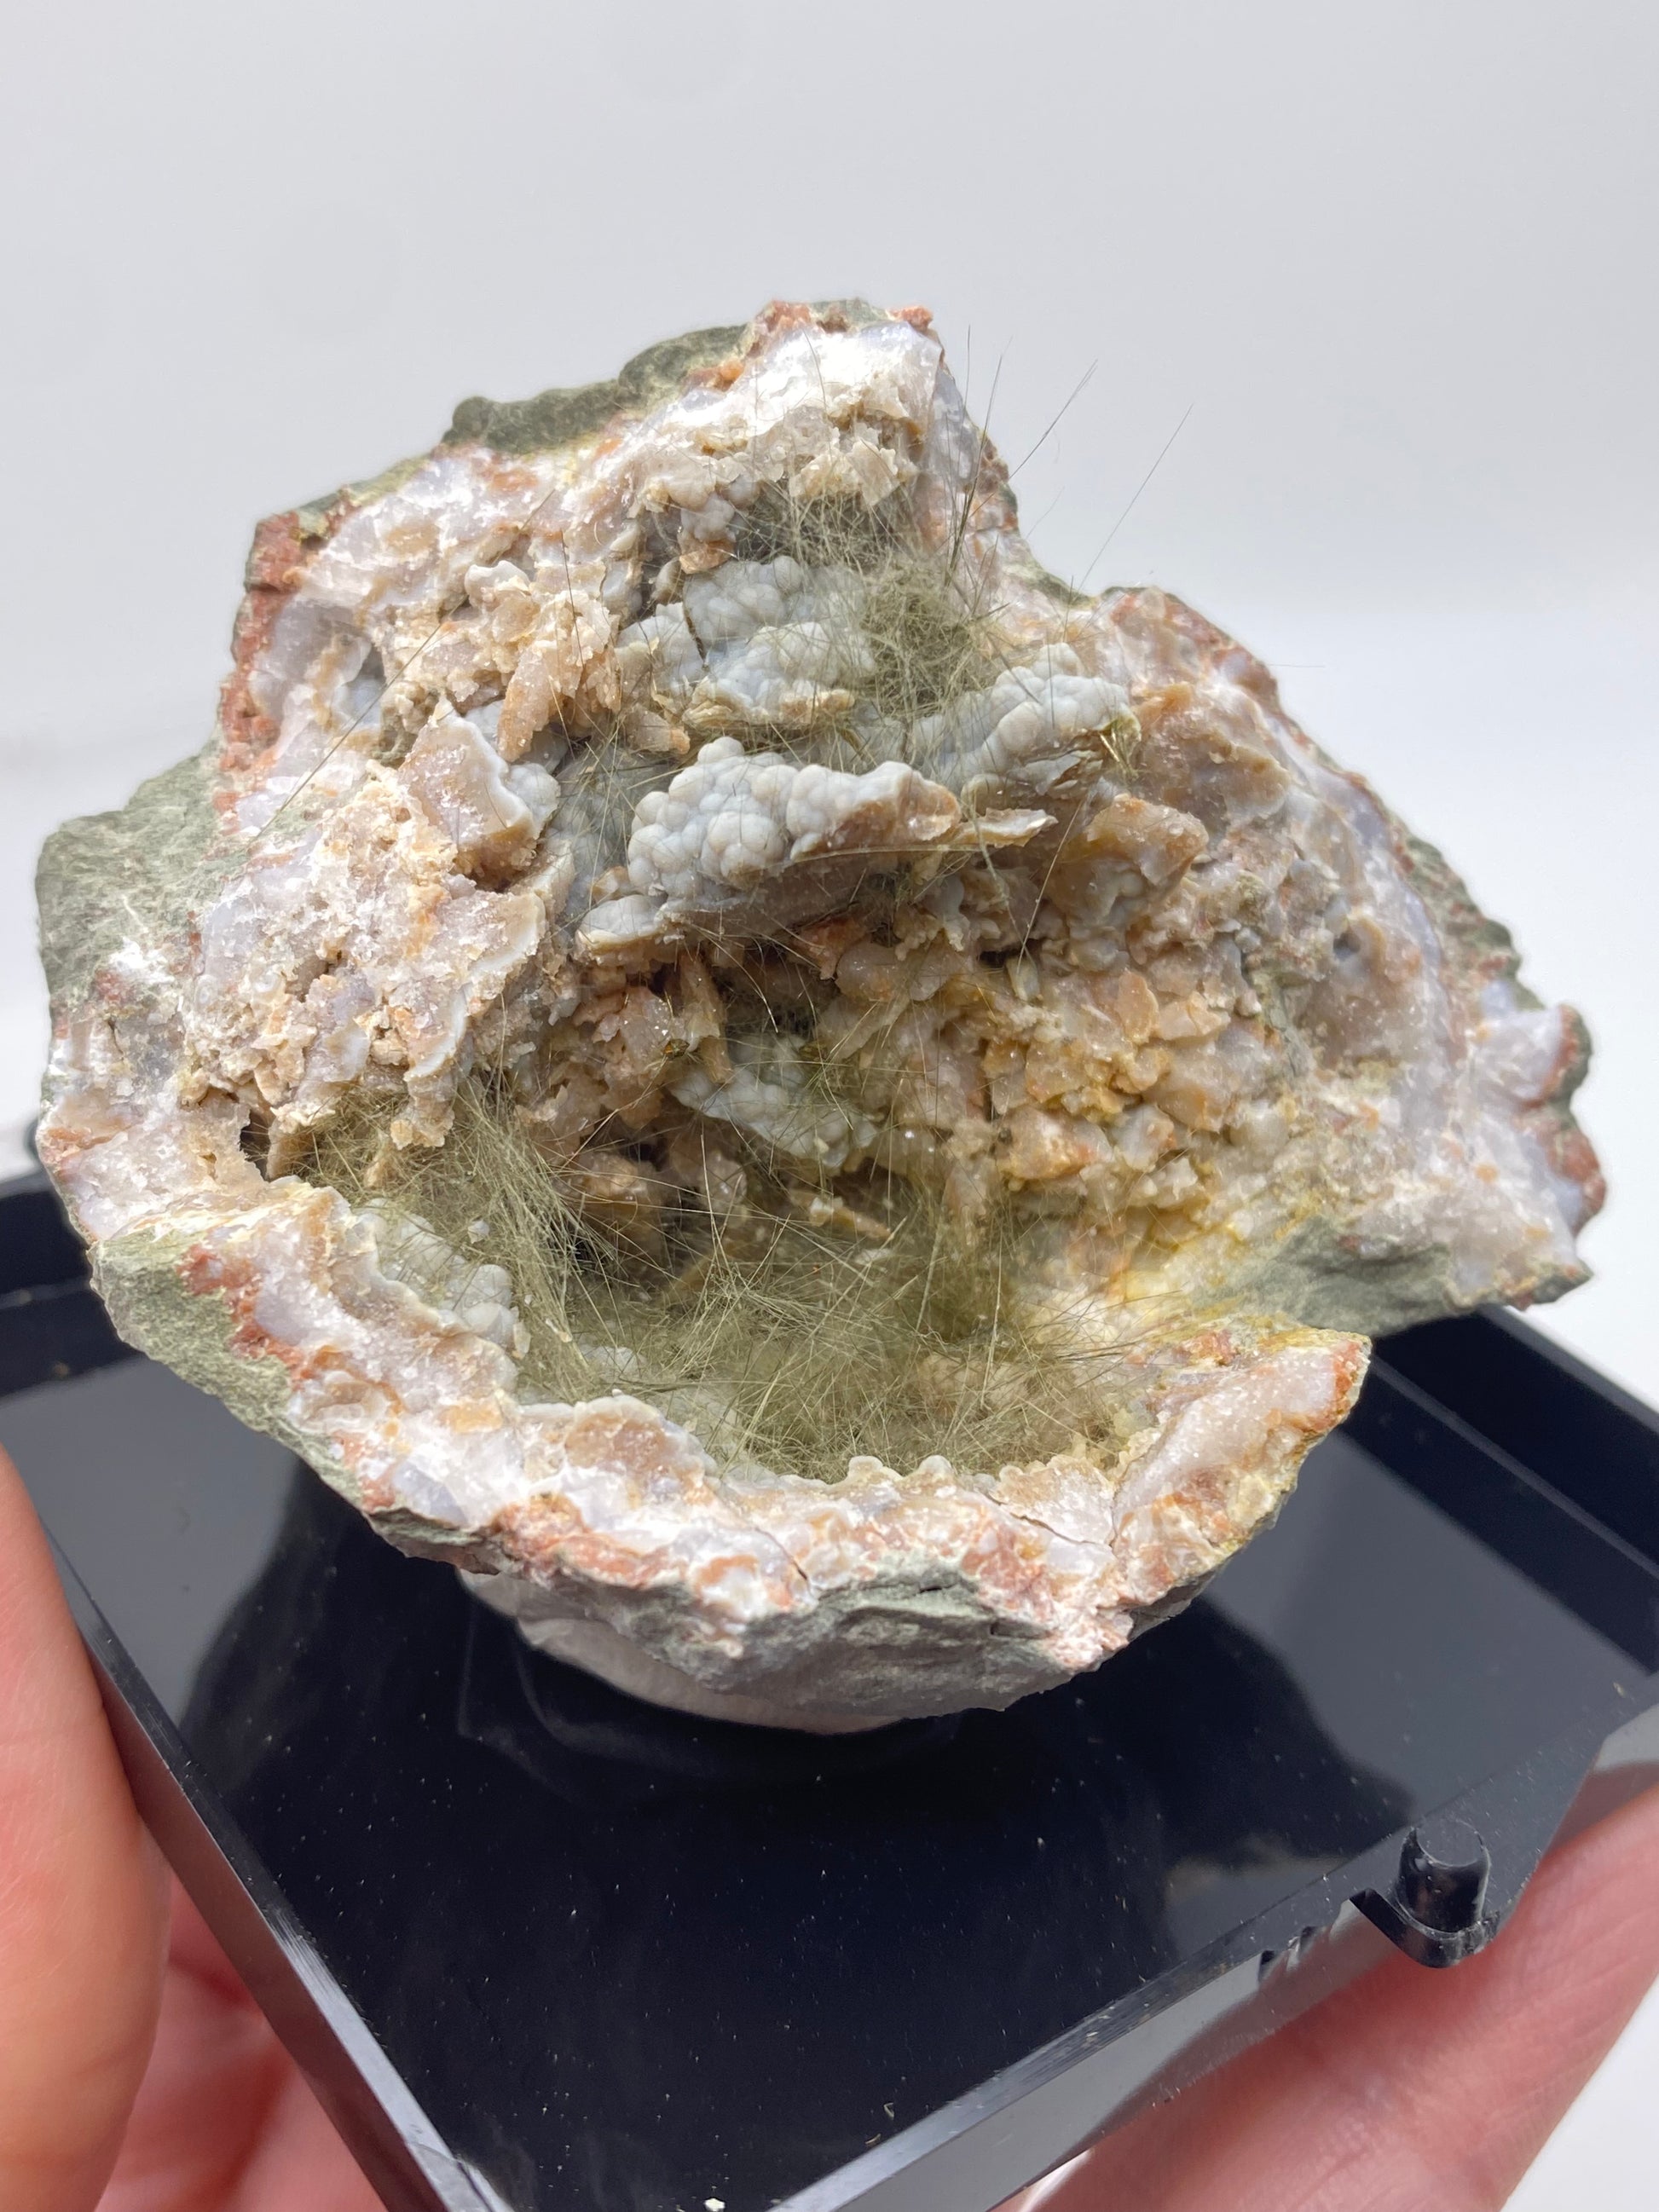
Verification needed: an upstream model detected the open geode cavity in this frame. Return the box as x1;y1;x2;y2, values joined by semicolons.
37;301;1602;1730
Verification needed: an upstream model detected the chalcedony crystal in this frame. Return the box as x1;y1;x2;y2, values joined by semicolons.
36;301;1601;1728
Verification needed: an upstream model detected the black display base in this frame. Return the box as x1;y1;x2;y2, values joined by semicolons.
3;1166;1657;2212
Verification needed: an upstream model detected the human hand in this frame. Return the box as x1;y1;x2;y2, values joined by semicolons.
0;1445;379;2212
1006;1754;1659;2209
7;1435;1659;2212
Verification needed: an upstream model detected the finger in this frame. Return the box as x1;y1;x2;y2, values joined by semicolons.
101;1881;380;2212
228;2066;388;2212
0;1447;168;2212
1027;1779;1659;2211
97;1880;289;2212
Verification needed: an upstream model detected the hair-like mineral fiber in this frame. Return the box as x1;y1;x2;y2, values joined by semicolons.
303;1062;1133;1485
292;423;1144;1482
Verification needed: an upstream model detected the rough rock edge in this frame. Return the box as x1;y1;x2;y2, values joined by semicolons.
442;299;895;458
38;746;223;1013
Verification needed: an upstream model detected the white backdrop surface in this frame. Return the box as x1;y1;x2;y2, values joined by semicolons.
2;3;1654;2203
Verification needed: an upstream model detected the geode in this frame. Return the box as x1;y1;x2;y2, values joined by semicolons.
36;301;1602;1730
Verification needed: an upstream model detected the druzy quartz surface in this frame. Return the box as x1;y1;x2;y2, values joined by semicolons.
36;301;1602;1726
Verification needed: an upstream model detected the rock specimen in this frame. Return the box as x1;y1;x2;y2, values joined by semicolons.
36;301;1602;1730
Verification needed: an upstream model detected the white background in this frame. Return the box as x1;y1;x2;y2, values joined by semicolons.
3;3;1654;2201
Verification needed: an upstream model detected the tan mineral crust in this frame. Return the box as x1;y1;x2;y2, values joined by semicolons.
36;301;1603;1730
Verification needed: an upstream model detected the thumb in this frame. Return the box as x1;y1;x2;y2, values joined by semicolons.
0;1445;167;2212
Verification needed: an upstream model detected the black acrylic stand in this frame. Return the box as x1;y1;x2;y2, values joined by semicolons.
3;1166;1657;2212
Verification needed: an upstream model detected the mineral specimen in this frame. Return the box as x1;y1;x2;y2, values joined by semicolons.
36;301;1602;1730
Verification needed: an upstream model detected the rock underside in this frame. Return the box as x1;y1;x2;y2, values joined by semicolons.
36;301;1602;1728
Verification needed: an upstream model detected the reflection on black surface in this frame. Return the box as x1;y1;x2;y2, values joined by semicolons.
184;1471;1409;2212
460;1614;967;1805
